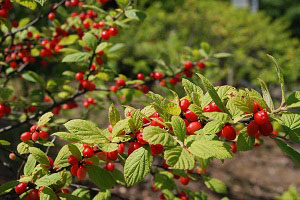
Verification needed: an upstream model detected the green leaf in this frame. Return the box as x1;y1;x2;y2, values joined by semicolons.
34;0;46;6
37;112;54;127
23;71;45;86
203;176;227;194
231;90;254;113
0;18;12;31
109;104;121;126
141;105;156;117
274;139;300;166
98;143;118;152
171;116;186;142
83;33;98;50
36;173;63;187
92;189;111;200
82;5;107;14
108;43;125;53
17;142;31;154
197;73;231;116
68;143;82;160
203;112;231;122
258;78;274;111
39;186;57;200
164;146;194;170
86;165;115;189
59;193;84;200
96;42;108;53
280;113;300;130
267;55;285;105
0;181;18;195
0;88;13;100
182;78;203;100
62;52;90;62
110;169;126;185
286;91;300;108
202;120;224;135
53;132;81;143
111;118;130;137
213;52;232;58
154;171;176;190
72;188;90;199
29;147;50;166
189;140;233;160
0;140;10;145
54;145;70;168
124;146;152;186
64;119;108;144
59;35;78;46
143;126;177;146
237;129;255;151
125;9;147;21
24;154;36;176
116;0;129;8
15;0;37;10
188;104;203;117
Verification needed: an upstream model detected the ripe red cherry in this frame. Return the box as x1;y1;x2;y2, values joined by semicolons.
128;142;143;155
39;131;49;140
180;177;190;185
31;131;39;141
184;61;194;70
247;121;259;137
28;105;36;113
231;142;237;153
108;27;118;36
48;12;55;20
197;62;206;69
117;143;125;154
137;73;144;80
154;72;163;80
98;21;105;28
259;121;273;136
60;189;70;194
30;125;38;132
179;191;188;200
160;194;166;200
68;155;79;165
116;79;125;87
185;110;198;121
15;182;27;194
107;150;118;161
137;132;148;145
105;162;115;171
253;102;263;113
82;147;95;158
221;125;236;140
0;9;8;18
26;189;39;200
110;85;118;92
150;144;164;155
45;157;54;169
179;99;190;112
254;110;269;125
150;117;164;128
101;30;110;40
77;166;87;180
70;0;79;7
71;165;79;176
83;21;90;29
0;104;5;113
211;102;221;112
186;122;202;135
9;153;16;160
20;132;31;142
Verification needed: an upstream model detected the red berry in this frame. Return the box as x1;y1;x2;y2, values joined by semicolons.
128;142;143;155
186;122;202;135
271;131;278;138
108;27;118;36
259;121;273;136
27;32;33;38
211;102;221;112
9;153;16;160
253;102;263;113
179;99;190;112
154;72;163;80
221;125;236;140
30;125;38;132
150;144;164;155
60;189;70;194
197;62;206;69
44;96;51;102
20;132;31;142
105;162;115;171
254;110;269;125
160;194;166;200
110;85;118;92
48;12;55;20
39;131;49;140
185;110;198;121
31;131;39;141
15;182;27;194
71;165;78;176
231;142;237;153
180;177;190;185
45;157;54;169
137;132;148;145
10;62;17;69
28;105;36;113
137;73;144;80
184;61;194;70
26;189;39;200
70;0;79;7
150;117;164;128
107;150;118;161
108;124;113;133
101;30;110;40
117;143;125;154
83;21;90;29
68;155;79;165
247;121;259;137
98;21;105;28
0;9;8;18
77;166;87;180
116;79;125;87
82;147;95;158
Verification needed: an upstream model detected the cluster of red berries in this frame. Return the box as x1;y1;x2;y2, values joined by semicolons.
160;191;189;200
0;0;12;18
20;125;50;142
247;102;273;137
0;103;11;118
4;42;36;69
75;72;96;91
83;97;97;108
15;182;69;200
109;78;126;92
